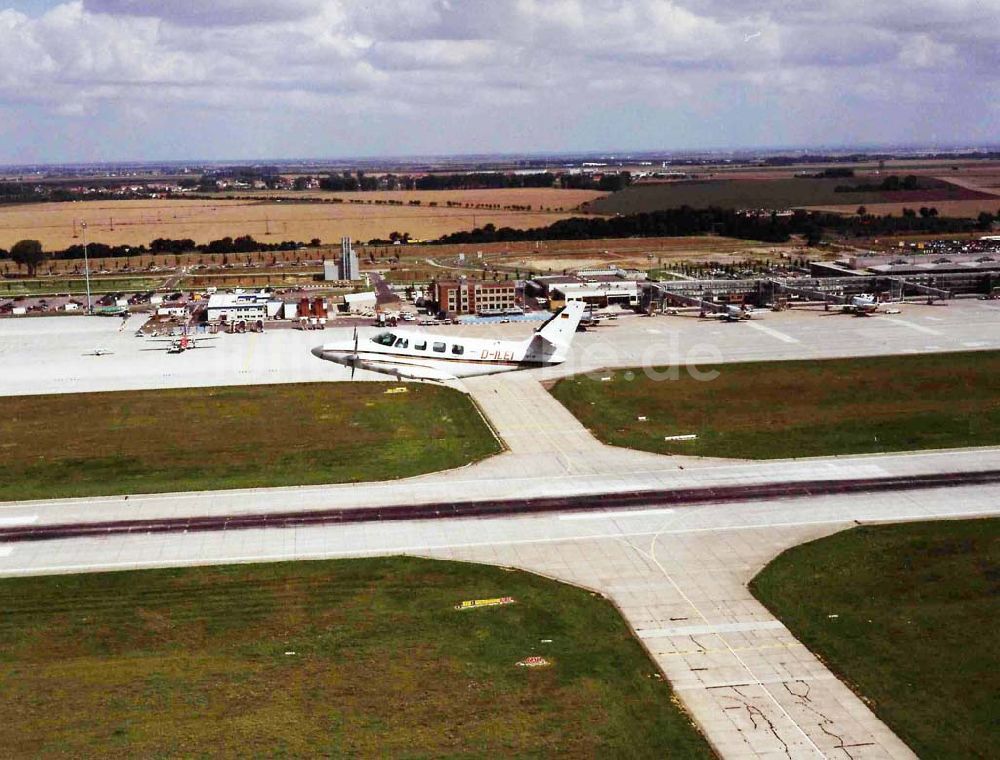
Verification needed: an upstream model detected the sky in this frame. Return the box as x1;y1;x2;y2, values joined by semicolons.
0;0;996;163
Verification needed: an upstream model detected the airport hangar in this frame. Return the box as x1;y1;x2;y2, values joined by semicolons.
0;299;999;759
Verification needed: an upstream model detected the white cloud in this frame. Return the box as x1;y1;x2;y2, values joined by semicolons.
0;0;995;160
898;34;956;69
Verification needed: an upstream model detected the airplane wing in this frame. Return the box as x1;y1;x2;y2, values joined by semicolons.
353;357;457;382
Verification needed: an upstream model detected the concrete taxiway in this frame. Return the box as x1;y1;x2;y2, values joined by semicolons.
3;483;995;757
1;302;998;757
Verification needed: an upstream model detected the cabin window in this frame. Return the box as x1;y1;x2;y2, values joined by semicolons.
451;344;465;356
372;332;396;346
394;337;408;348
415;341;427;351
432;342;446;353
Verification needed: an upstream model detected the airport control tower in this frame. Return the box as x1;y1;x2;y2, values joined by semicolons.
338;236;359;281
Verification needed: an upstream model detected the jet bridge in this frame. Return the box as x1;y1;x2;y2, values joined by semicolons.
768;279;849;308
641;280;761;314
886;276;951;302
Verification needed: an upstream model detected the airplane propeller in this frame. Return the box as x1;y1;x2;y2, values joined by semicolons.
351;326;359;379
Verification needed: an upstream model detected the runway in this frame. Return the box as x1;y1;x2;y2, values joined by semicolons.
3;469;998;543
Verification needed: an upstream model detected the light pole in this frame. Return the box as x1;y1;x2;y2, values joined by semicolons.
81;221;92;314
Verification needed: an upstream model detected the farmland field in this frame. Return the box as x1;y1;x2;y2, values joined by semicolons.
217;187;606;210
0;382;501;500
0;189;604;250
586;176;993;216
0;556;713;758
751;519;999;759
549;351;1000;459
804;198;1000;217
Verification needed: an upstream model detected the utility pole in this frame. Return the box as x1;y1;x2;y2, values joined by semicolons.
81;221;92;314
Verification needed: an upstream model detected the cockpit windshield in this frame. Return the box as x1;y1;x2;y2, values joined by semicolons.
372;332;396;346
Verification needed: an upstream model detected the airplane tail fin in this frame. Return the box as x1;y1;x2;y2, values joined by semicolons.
532;301;586;362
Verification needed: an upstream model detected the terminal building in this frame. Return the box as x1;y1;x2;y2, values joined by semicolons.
205;291;282;322
434;278;518;315
549;280;639;308
528;269;642;309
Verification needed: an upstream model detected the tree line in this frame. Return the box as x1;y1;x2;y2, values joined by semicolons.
0;235;311;276
433;206;995;246
315;170;632;192
835;175;922;193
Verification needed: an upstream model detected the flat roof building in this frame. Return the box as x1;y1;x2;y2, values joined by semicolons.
550;280;639;307
206;291;274;322
434;278;518;315
344;291;377;312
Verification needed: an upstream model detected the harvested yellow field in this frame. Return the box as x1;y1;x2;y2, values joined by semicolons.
0;190;604;250
221;188;606;211
804;199;1000;217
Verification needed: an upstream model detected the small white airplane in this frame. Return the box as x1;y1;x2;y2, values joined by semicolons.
312;301;586;381
840;294;880;315
705;304;755;322
85;347;114;356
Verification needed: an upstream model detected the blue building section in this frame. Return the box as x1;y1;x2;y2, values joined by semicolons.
457;312;550;325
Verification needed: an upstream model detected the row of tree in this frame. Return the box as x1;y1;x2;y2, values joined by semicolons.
433;206;993;247
314;170;634;192
836;174;922;193
0;235;315;276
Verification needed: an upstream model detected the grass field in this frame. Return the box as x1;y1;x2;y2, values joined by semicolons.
750;519;999;759
21;234;807;281
0;276;160;296
587;176;991;216
0;190;602;250
0;383;501;500
549;351;1000;459
0;556;714;758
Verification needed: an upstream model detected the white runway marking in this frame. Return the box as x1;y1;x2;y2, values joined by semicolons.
925;316;943;322
746;321;799;343
0;516;38;526
963;341;989;348
0;547;13;557
638;620;786;638
559;507;675;521
884;318;942;336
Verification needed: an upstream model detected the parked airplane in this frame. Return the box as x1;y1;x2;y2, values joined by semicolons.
312;301;586;381
147;334;217;353
706;304;755;322
84;347;113;356
841;294;879;315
